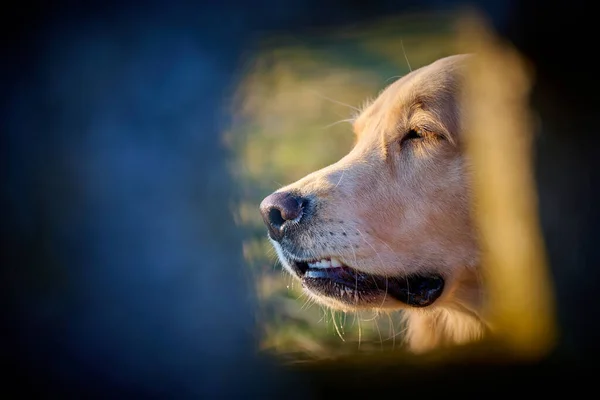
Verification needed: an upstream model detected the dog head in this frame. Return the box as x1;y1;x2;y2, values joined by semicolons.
259;54;481;316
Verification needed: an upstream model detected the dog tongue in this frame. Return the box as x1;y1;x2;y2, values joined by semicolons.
305;267;345;279
304;265;358;282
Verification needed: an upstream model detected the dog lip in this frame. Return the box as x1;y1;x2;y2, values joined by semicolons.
290;260;310;276
288;257;445;307
386;274;445;307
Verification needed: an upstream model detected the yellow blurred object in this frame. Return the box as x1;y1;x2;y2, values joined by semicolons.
457;14;556;359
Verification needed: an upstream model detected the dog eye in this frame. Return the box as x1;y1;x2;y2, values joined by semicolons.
403;128;425;141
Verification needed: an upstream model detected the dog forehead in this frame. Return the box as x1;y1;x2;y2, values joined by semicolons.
353;54;468;137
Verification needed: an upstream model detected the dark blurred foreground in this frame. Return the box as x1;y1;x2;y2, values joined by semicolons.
2;0;599;397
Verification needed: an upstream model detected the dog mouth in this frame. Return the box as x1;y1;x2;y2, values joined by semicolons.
289;256;445;308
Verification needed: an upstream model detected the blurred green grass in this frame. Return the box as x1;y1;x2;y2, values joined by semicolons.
226;12;461;358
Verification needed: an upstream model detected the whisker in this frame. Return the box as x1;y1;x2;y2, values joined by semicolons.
357;316;362;350
334;168;346;189
309;90;361;112
366;234;413;304
320;118;355;130
361;309;380;322
354;227;388;307
385;75;403;83
331;309;346;342
318;305;328;324
382;276;389;310
386;312;396;350
372;236;395;254
374;317;383;351
387;324;410;340
401;40;412;72
338;225;360;308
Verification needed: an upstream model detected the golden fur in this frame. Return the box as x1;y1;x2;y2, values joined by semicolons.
262;55;488;353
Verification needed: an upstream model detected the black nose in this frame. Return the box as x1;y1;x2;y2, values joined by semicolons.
259;192;306;241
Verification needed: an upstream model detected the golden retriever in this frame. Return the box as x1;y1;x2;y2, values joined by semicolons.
259;54;487;353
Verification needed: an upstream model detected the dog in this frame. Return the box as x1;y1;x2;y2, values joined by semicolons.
259;54;488;353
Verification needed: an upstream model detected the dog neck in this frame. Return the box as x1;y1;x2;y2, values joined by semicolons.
402;268;488;353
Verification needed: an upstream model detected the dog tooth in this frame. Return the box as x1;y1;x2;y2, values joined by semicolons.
330;257;342;267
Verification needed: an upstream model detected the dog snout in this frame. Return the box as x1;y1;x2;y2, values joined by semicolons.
259;192;308;241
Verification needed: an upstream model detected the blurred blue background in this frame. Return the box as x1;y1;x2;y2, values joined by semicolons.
2;3;265;397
